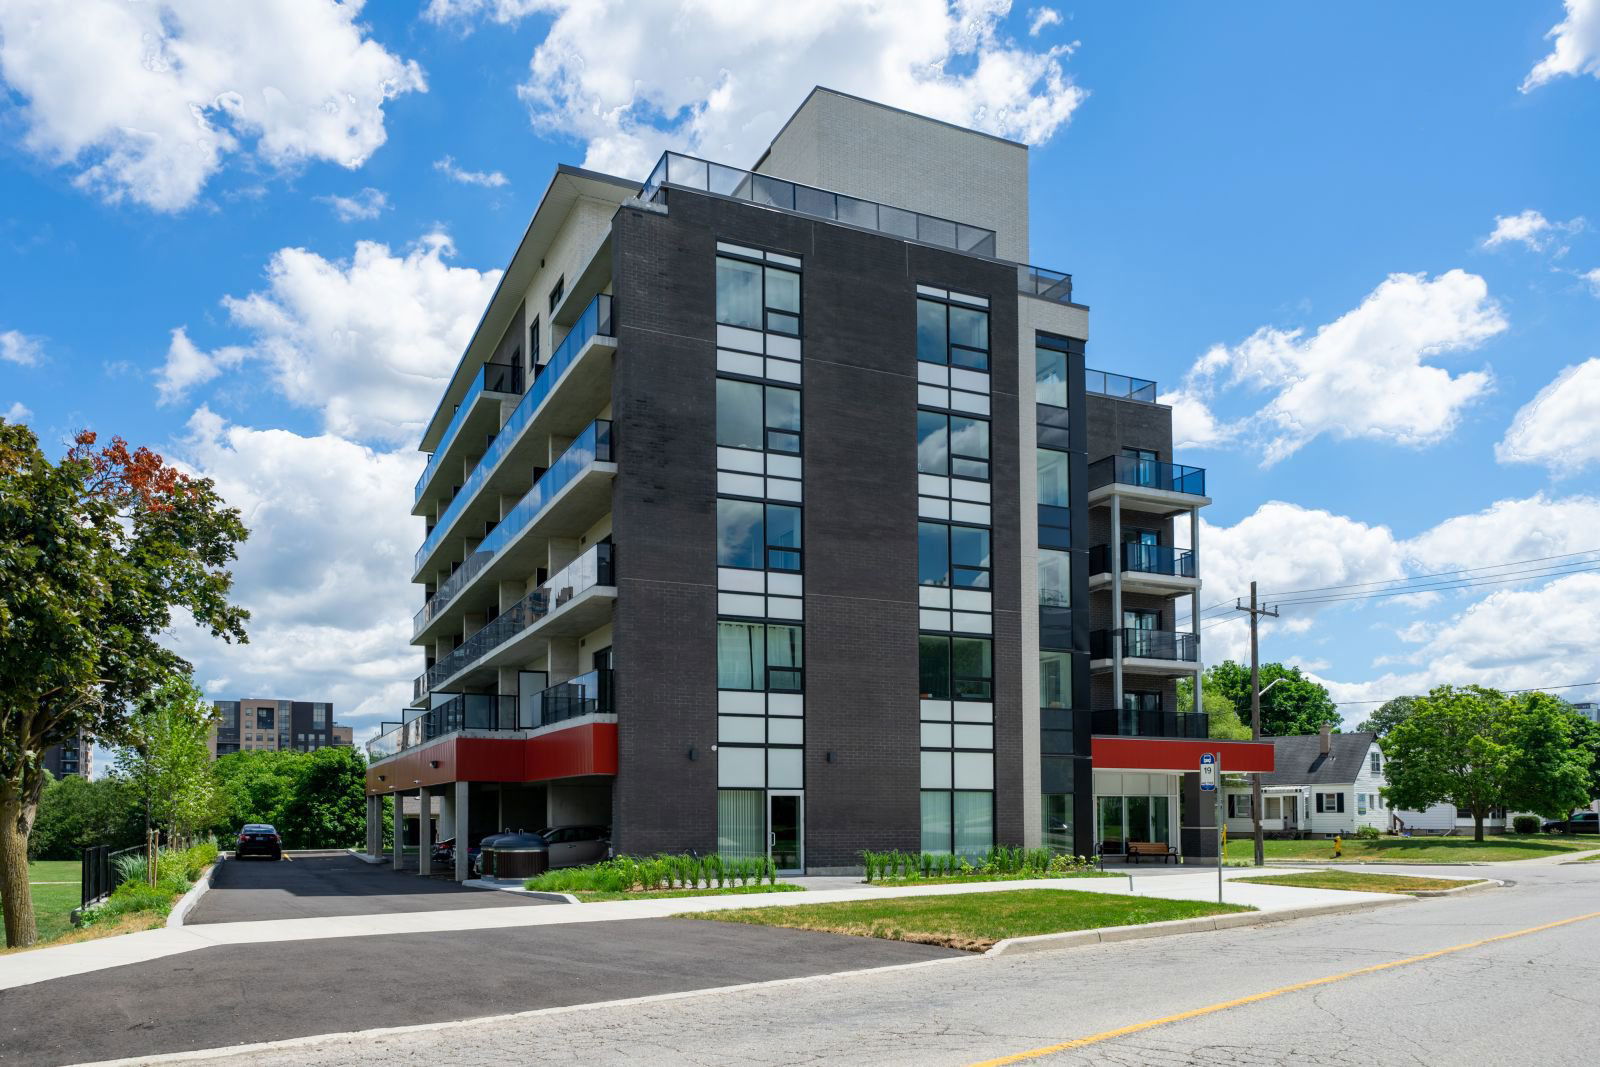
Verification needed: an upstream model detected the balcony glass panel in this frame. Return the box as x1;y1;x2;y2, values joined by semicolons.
415;361;524;504
1087;455;1205;497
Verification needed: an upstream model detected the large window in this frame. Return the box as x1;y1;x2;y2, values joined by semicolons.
918;522;991;589
718;500;802;571
917;296;989;371
917;411;990;480
1036;345;1068;408
1037;448;1070;507
717;255;801;335
717;622;803;691
718;379;801;453
919;635;993;700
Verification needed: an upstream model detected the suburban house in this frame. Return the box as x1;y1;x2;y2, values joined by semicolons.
1223;728;1387;838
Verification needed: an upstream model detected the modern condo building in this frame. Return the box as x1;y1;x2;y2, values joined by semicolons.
366;88;1270;879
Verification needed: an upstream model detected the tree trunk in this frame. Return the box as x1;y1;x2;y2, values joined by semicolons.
0;785;39;948
1473;810;1485;843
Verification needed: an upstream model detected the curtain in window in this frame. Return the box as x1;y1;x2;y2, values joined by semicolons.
717;622;762;689
717;789;765;858
953;791;993;858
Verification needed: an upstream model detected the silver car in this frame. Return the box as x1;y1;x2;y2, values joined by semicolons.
538;825;610;868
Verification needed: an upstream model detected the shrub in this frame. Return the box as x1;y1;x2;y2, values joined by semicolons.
1356;824;1382;841
1512;815;1540;834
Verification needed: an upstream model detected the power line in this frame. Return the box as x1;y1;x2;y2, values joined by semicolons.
1333;681;1600;706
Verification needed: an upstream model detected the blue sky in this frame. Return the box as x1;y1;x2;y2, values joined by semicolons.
2;1;1598;746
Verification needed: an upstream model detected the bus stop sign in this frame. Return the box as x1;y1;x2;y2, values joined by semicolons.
1200;752;1217;792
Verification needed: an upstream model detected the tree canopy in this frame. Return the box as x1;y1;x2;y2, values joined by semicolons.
1202;661;1340;737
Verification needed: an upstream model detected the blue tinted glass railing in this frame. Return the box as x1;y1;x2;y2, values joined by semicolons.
414;294;613;573
1087;455;1205;497
414;420;613;635
643;151;997;257
415;362;524;504
1085;369;1158;403
1018;264;1073;304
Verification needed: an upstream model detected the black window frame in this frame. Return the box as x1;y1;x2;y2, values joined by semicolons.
717;497;804;573
916;292;990;371
715;250;803;337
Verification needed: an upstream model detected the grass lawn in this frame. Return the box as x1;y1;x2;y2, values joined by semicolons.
683;889;1253;952
1224;834;1600;864
564;883;805;902
1235;870;1483;895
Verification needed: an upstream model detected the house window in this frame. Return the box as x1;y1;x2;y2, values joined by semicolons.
1228;794;1252;818
917;522;990;589
917;411;990;480
716;622;803;691
1315;792;1345;814
716;255;801;335
919;635;992;701
717;379;800;453
548;276;564;312
717;500;802;571
916;295;989;371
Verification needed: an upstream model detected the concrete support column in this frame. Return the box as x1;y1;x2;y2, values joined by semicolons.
418;786;434;875
391;792;404;870
1109;492;1123;711
455;780;470;882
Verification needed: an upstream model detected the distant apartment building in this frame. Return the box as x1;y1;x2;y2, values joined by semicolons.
209;699;349;756
43;736;92;779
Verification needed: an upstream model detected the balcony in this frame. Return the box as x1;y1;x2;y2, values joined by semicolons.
1090;708;1209;739
1089;543;1199;596
1090;628;1199;675
1085;368;1157;403
371;671;616;764
1086;455;1208;511
642;151;997;257
414;360;524;508
413;419;614;640
415;542;615;701
413;293;614;579
1018;264;1073;304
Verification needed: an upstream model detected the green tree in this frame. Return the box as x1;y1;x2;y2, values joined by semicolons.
1177;678;1252;740
1356;695;1419;738
0;425;248;947
1384;685;1589;841
1204;661;1340;737
115;675;222;839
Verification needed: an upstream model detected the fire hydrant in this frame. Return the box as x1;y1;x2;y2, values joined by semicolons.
1333;834;1343;858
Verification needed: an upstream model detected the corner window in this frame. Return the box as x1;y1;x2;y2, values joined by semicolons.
717;622;803;691
718;379;800;453
717;255;800;335
718;500;803;572
917;294;989;371
917;411;989;480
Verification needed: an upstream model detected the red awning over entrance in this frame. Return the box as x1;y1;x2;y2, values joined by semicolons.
1091;736;1275;773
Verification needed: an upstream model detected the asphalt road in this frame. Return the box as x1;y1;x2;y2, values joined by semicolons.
186;852;535;924
133;858;1600;1067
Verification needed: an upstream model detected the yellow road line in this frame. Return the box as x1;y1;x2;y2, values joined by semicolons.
968;910;1600;1066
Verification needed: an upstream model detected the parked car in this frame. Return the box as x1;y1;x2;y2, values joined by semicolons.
538;825;610;868
235;823;282;860
1542;811;1600;834
431;835;486;876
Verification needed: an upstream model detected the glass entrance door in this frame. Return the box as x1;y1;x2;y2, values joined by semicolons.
769;792;803;873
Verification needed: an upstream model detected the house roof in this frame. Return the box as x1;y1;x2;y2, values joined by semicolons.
1254;732;1377;788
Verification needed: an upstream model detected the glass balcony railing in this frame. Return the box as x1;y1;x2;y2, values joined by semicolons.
414;293;614;573
1085;369;1157;403
538;668;614;727
419;543;615;695
1090;628;1199;663
414;419;613;635
414;361;524;505
1087;455;1206;497
1018;264;1073;304
1089;543;1197;579
642;151;997;257
1090;708;1209;739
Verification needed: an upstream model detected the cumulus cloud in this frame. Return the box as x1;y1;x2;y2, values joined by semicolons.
1481;209;1585;255
1;329;44;365
430;0;1085;178
1496;358;1600;476
1181;271;1503;465
155;327;248;405
1521;0;1600;92
434;156;509;188
0;0;426;211
318;187;390;221
3;401;31;422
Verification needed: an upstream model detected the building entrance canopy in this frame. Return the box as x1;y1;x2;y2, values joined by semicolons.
1090;736;1275;774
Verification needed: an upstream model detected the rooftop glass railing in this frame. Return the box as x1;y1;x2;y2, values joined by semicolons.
1085;369;1157;403
1018;264;1073;304
642;151;997;257
415;361;524;505
1087;455;1206;497
414;419;613;635
414;293;613;574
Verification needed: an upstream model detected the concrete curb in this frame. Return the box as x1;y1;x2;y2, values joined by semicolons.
985;895;1410;957
168;859;220;929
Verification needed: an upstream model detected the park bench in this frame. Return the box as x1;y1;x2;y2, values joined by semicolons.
1126;841;1178;864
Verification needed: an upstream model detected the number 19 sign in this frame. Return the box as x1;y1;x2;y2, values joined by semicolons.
1200;752;1217;792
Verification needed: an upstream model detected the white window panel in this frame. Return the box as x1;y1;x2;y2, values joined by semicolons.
917;362;950;387
916;284;948;298
950;501;990;525
717;350;765;378
920;750;952;789
917;384;949;409
768;718;804;745
768;693;805;717
718;716;766;744
717;592;766;617
920;722;953;748
717;324;765;353
766;359;802;384
718;471;765;497
919;585;952;609
767;596;804;621
918;496;951;520
950;479;990;503
766;454;802;480
717;446;765;474
918;473;951;498
719;691;766;715
920;698;953;721
766;477;803;502
953;751;994;789
717;241;766;258
950;367;989;395
949;391;990;416
766;333;801;359
767;572;803;597
953;723;994;749
766;251;803;268
919;608;952;631
948;290;988;308
718;746;765;788
718;567;765;593
767;747;804;789
952;589;991;612
952;612;992;634
953;701;993;723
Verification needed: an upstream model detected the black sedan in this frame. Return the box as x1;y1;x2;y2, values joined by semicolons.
235;823;282;859
1542;811;1599;834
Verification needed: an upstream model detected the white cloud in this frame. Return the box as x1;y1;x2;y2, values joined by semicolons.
1160;388;1241;450
1028;7;1062;35
1406;492;1600;570
155;327;247;405
1185;270;1503;465
430;0;1085;178
434;156;509;188
1;328;44;365
3;401;31;422
318;187;390;221
1521;0;1600;92
1495;358;1600;476
1481;209;1585;255
0;0;426;211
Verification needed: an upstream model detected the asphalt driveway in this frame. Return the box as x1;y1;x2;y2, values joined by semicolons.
186;852;538;924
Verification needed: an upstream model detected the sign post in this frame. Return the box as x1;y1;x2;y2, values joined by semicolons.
1200;752;1222;903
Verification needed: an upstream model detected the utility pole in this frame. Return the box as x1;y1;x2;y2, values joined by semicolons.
1235;581;1279;867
